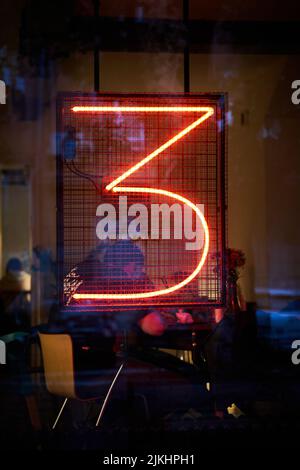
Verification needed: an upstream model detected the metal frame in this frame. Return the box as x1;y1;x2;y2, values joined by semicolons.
57;92;227;312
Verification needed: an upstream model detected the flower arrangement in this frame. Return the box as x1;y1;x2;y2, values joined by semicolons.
225;248;246;312
226;248;246;283
212;248;246;314
212;248;246;281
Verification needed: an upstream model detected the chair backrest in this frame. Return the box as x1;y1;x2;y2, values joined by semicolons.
38;332;76;398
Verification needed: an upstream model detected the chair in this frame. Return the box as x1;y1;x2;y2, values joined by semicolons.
38;332;124;429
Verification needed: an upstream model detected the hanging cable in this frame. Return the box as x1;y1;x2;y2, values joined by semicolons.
64;160;102;194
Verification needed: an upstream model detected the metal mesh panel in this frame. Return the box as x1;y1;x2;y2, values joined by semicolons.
57;93;226;310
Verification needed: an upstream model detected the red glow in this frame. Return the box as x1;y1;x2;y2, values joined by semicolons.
72;105;214;301
72;106;214;113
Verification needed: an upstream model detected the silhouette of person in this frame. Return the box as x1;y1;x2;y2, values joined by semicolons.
0;258;31;333
71;240;166;337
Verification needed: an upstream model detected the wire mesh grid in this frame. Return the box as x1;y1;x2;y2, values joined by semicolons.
57;93;226;310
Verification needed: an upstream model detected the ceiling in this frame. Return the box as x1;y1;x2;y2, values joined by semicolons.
95;0;300;22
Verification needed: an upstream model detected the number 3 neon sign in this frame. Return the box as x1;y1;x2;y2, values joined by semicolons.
72;105;214;300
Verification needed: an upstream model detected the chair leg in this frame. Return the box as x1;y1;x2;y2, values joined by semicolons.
136;393;150;421
52;397;68;430
95;363;124;427
25;395;42;431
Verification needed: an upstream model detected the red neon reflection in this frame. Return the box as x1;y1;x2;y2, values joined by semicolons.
72;106;214;301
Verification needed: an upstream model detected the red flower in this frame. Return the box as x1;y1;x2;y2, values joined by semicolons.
212;248;246;281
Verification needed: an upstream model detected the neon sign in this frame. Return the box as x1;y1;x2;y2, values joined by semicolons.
58;94;226;309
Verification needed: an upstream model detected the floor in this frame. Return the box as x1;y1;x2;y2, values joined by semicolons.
1;338;300;450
